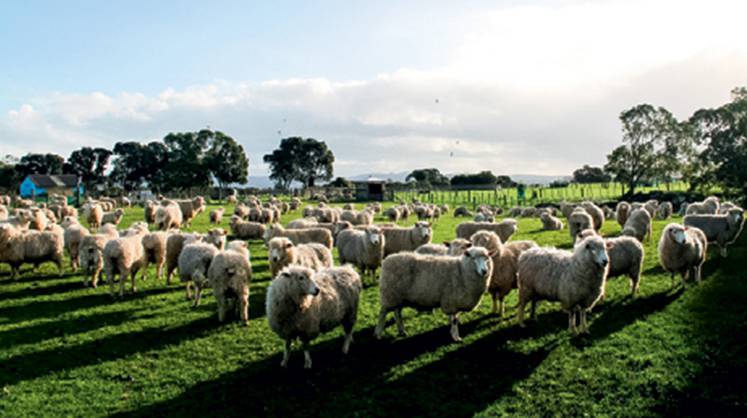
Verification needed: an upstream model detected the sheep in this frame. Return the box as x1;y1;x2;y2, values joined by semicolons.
718;201;738;214
208;240;253;323
209;207;225;224
455;219;517;243
85;204;104;230
616;202;630;227
683;208;744;257
621;208;652;242
341;210;372;225
227;195;238;205
517;235;609;335
103;222;149;297
289;197;301;210
520;207;537;218
287;217;318;229
383;207;401;222
267;265;362;369
79;226;119;287
578;229;644;296
64;222;90;272
474;213;495;223
568;209;594;244
539;212;563;231
155;202;183;231
144;200;157;224
336;226;385;279
141;231;171;281
229;215;266;240
415;238;472;256
375;247;495;342
580;201;604;231
602;206;615;220
0;224;64;279
440;204;450;214
643;200;659;217
380;222;432;256
658;223;708;286
655;202;673;220
471;231;537;316
0;210;32;230
29;208;49;231
262;224;334;249
234;203;250;219
177;196;206;226
165;232;205;284
453;206;472;217
178;239;221;305
686;196;720;215
0;205;7;221
101;208;125;226
268;237;333;278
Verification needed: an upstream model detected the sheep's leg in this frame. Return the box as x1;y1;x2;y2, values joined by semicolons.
217;294;227;322
302;340;313;369
10;266;18;280
141;259;150;281
490;294;499;315
185;282;193;301
281;340;291;368
342;326;354;355
374;308;388;339
580;310;590;334
719;245;727;258
394;309;407;337
530;299;538;320
449;314;462;342
119;270;127;298
130;270;138;293
155;260;164;281
107;267;115;297
239;289;249;325
193;284;202;308
55;256;64;277
517;300;526;327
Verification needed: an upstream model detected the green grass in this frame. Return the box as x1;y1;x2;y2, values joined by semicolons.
1;202;745;417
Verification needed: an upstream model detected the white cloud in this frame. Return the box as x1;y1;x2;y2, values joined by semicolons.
1;0;746;178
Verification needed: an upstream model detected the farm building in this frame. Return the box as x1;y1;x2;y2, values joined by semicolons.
354;178;386;201
19;174;83;198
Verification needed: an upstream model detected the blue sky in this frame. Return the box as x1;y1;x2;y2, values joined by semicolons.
1;1;746;177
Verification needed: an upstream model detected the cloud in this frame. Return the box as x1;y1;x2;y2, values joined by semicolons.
1;0;746;178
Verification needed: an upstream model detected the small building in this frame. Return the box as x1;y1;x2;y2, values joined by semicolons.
19;174;83;199
354;178;386;201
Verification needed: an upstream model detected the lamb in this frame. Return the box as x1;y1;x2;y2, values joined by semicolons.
155;202;183;231
79;226;119;287
415;238;472;256
453;206;472;217
208;240;253;323
268;237;333;277
455;219;518;243
144;200;157;224
86;204;104;230
262;224;334;249
375;247;495;342
615;201;631;227
0;224;64;279
267;265;362;369
683;208;744;257
380;222;432;256
655;202;673;220
103;222;150;297
177;196;206;226
336;226;385;279
568;209;594;244
577;229;644;296
178;239;221;305
229;215;266;240
540;212;563;231
209;207;225;224
658;223;708;286
64;222;90;271
101;208;125;226
621;208;652;242
517;235;609;335
471;231;537;316
581;201;604;231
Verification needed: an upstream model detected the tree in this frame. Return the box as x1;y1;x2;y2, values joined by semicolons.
161;131;212;191
64;147;113;190
405;168;450;188
572;165;611;183
263;137;334;190
14;153;65;178
495;175;517;188
450;170;498;186
328;177;352;188
110;141;169;191
205;130;249;196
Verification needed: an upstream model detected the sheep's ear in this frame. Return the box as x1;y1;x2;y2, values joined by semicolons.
465;242;472;249
443;241;451;247
605;242;613;250
285;242;293;248
488;250;497;257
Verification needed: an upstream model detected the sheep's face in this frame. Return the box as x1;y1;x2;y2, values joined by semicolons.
464;247;493;277
728;208;744;226
446;239;471;256
365;227;382;246
470;232;499;253
415;222;432;241
207;229;227;250
668;226;687;245
0;224;14;243
269;238;292;263
579;237;609;268
279;268;319;304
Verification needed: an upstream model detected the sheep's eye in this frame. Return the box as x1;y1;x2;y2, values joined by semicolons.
585;244;590;250
296;275;304;281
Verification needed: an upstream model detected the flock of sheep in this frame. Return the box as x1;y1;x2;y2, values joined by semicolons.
0;193;744;369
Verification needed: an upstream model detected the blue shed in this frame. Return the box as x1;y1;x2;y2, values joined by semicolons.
20;174;83;199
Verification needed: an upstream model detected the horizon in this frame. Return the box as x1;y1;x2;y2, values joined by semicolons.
2;0;746;178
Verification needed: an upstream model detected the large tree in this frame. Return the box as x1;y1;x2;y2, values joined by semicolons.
161;131;212;191
110;141;169;191
406;168;450;188
450;170;498;186
572;165;611;184
263;137;334;190
64;147;113;190
205;130;249;195
14;153;65;178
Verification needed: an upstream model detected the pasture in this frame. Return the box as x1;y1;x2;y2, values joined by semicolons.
1;203;745;417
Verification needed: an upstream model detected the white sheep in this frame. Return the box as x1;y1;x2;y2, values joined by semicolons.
63;223;90;271
79;227;119;287
616;201;631;228
0;224;64;279
230;215;267;240
685;196;720;215
155;202;183;231
455;220;517;243
655;202;673;220
177;196;206;226
568;209;594;244
540;212;563;231
380;222;432;256
375;247;495;342
208;240;253;323
266;265;362;369
268;237;333;278
578;229;644;297
178;239;221;305
85;204;104;230
262;224;334;249
336;226;385;280
683;208;744;257
415;238;472;256
621;208;652;242
104;222;150;297
581;201;604;231
287;217;318;229
101;208;125;226
210;207;225;224
517;235;609;335
658;223;707;286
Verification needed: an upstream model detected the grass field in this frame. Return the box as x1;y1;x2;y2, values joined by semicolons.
1;202;745;417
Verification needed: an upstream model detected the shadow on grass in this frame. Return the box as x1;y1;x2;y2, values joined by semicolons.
0;279;91;301
0;315;223;387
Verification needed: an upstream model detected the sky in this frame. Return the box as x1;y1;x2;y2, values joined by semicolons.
1;0;746;178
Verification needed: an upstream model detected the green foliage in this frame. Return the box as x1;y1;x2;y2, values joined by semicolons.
205;131;249;189
110;141;169;191
327;177;352;188
64;147;112;189
406;168;450;188
14;153;65;178
450;170;499;187
263;137;334;189
572;165;611;183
